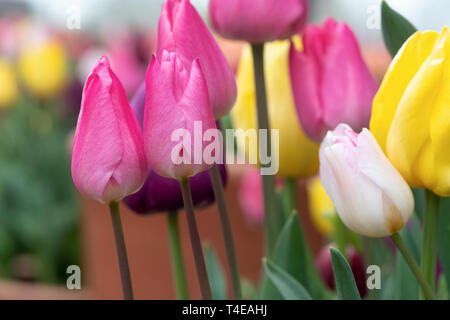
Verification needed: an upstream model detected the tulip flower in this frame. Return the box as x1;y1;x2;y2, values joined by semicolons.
319;124;414;238
209;0;309;44
289;18;378;142
124;84;228;214
144;51;217;180
71;56;147;203
370;28;450;197
231;40;319;178
18;39;68;98
316;245;367;297
307;176;336;237
158;0;236;118
0;58;18;108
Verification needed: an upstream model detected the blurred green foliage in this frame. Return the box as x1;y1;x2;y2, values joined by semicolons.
0;96;80;284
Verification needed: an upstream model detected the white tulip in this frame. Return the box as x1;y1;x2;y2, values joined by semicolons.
319;124;414;237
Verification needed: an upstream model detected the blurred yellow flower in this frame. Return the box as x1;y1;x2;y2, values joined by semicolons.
370;28;450;197
307;176;335;237
18;40;68;98
231;39;319;178
0;59;18;109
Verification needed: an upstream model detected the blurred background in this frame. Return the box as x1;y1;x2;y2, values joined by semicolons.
0;0;448;299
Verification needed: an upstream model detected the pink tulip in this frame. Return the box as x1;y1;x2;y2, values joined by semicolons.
209;0;309;44
289;18;378;142
319;124;414;238
143;51;217;180
158;0;236;118
71;56;147;203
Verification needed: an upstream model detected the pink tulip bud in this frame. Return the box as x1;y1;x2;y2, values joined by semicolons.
144;51;217;180
71;56;147;203
289;18;378;142
209;0;309;44
319;124;414;238
158;0;236;118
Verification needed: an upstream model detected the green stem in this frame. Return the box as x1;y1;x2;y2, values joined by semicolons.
284;178;297;218
167;211;190;300
333;214;347;257
391;232;435;300
179;177;212;300
108;201;134;300
209;164;242;299
251;43;278;256
420;190;440;298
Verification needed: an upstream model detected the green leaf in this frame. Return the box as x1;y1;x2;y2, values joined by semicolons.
263;258;312;300
259;213;330;299
381;0;417;57
438;196;450;294
330;248;361;300
204;244;227;300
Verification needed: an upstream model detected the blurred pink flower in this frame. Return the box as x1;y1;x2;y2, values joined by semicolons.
209;0;309;43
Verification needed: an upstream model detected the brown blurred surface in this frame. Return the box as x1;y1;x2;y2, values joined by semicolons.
81;165;322;299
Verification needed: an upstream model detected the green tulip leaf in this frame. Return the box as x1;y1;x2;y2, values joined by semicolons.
259;213;330;299
263;258;312;300
381;0;417;57
204;243;227;300
330;247;361;300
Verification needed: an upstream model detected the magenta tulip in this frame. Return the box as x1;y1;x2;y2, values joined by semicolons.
158;0;236;118
71;56;147;203
289;18;378;142
209;0;309;44
144;51;217;180
124;83;228;214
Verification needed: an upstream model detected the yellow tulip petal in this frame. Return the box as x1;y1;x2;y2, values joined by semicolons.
307;176;335;237
0;59;18;108
387;28;450;192
19;40;68;98
231;40;319;178
370;31;439;151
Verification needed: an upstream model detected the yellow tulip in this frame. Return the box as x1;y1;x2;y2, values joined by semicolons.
18;40;68;98
370;28;450;197
231;39;319;178
0;59;18;109
307;176;335;237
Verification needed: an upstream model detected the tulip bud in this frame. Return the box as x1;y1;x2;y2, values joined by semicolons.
319;124;414;238
231;40;319;178
124;84;228;214
370;28;450;196
71;56;147;203
209;0;309;44
144;51;217;180
316;245;367;297
158;0;236;118
289;18;378;142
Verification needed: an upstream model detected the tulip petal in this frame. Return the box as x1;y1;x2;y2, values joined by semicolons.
72;57;147;203
158;0;236;118
357;129;414;225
